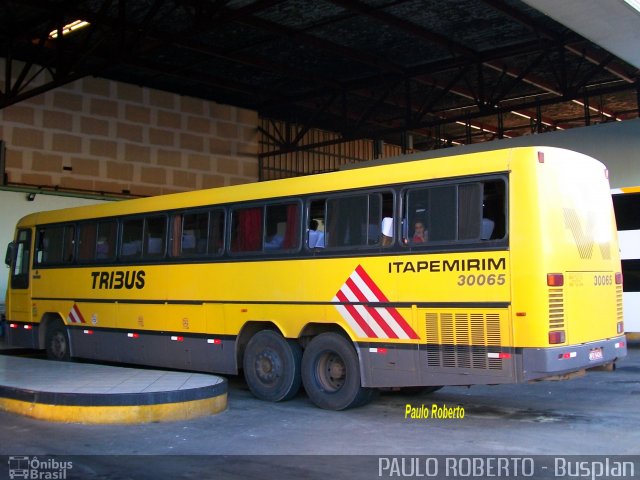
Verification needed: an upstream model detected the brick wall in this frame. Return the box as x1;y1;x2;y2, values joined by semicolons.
0;73;259;197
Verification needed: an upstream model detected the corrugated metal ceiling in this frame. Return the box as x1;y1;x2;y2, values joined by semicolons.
1;0;638;153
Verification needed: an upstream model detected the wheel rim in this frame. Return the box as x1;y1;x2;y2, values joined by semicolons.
50;331;67;359
315;351;346;392
254;348;282;385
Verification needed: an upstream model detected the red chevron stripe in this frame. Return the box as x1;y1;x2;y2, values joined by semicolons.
345;277;397;338
354;264;419;339
335;290;376;338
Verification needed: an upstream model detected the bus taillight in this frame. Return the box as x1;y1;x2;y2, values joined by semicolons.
617;322;624;334
548;330;565;344
547;273;564;286
615;272;623;285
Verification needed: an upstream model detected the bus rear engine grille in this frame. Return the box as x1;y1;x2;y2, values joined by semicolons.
424;312;503;370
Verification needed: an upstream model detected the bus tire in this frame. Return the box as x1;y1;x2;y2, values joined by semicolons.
242;330;302;402
301;332;374;410
45;322;71;361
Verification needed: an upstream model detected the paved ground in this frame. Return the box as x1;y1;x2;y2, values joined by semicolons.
0;345;638;479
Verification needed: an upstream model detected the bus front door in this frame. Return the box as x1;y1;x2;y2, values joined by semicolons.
5;229;33;326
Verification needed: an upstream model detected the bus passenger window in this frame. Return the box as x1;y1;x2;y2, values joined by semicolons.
326;195;369;247
403;185;458;244
96;221;117;260
308;219;325;248
403;179;506;245
481;180;506;240
36;225;67;265
403;188;430;245
458;183;482;240
63;225;75;262
230;207;263;253
78;223;98;262
308;200;326;249
319;191;392;249
143;216;167;257
176;211;208;256
208;209;225;255
264;203;299;251
121;219;143;259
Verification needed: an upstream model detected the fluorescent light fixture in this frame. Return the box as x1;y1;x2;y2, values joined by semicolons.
49;20;90;39
623;0;640;13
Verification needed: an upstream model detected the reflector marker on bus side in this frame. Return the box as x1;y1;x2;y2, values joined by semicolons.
558;351;577;359
171;336;184;342
615;341;625;349
83;330;94;335
332;265;420;340
207;339;222;345
66;303;86;324
127;333;139;338
369;347;387;354
23;325;33;330
487;352;511;359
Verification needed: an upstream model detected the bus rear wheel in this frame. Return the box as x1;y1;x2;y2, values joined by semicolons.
45;322;71;361
301;332;374;410
243;330;302;402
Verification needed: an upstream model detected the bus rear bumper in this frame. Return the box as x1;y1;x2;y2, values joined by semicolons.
522;336;627;382
0;320;40;349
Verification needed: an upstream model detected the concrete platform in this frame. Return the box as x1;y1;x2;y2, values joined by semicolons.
0;355;227;424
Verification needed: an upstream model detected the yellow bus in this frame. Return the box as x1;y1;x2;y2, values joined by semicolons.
3;146;626;410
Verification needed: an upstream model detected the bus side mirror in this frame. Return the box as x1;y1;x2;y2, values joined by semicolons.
5;242;15;267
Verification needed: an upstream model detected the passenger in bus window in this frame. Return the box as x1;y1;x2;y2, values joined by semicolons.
308;219;325;248
380;217;393;246
265;224;284;250
96;236;110;258
481;217;495;240
412;221;427;243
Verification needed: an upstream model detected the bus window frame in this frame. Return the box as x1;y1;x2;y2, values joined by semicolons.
306;188;396;252
34;223;76;266
170;207;227;259
228;199;303;257
400;174;509;250
142;214;169;259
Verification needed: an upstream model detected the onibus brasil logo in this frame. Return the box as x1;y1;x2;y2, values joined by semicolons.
8;456;73;479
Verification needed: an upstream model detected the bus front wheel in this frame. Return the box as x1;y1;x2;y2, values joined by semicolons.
45;322;71;361
301;332;374;410
243;330;302;402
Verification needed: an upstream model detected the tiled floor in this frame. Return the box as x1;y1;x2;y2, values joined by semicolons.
0;355;224;395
